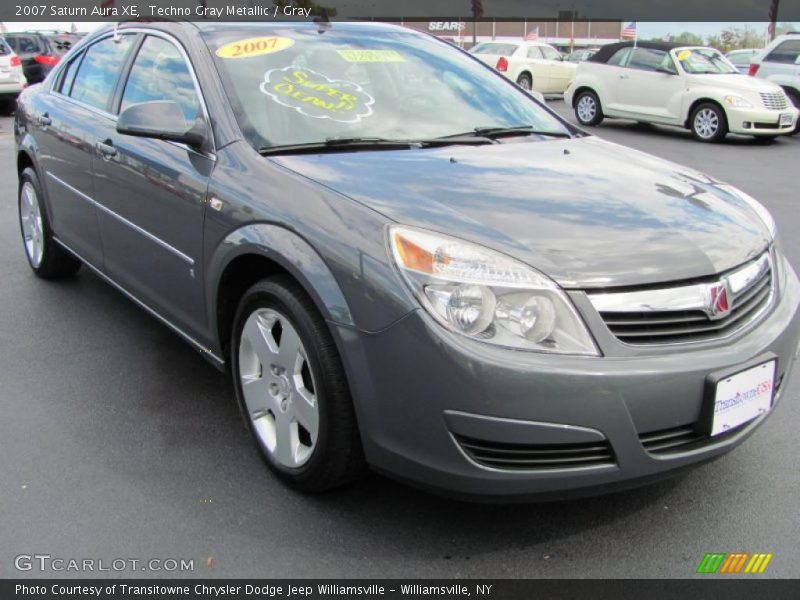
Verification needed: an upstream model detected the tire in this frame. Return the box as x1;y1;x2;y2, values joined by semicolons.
690;103;728;143
231;275;365;492
516;73;532;91
574;90;603;126
18;167;81;279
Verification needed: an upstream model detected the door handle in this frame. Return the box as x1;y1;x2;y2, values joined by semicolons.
95;140;118;159
38;113;52;127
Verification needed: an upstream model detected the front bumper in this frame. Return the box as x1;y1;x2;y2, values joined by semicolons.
725;105;799;135
335;257;800;500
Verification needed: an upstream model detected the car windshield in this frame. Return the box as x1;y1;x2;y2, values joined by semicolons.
676;48;738;74
203;24;569;150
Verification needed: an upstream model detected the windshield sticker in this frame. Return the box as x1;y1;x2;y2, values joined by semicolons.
336;49;406;63
259;67;374;123
677;50;693;61
216;37;294;59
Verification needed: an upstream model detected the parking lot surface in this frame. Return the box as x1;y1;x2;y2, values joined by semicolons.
1;104;798;578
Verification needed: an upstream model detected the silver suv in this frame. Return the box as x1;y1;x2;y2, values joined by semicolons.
751;32;800;132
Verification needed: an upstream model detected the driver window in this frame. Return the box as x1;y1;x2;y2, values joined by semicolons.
120;35;200;124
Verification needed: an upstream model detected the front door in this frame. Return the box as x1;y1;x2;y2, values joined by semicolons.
92;33;214;335
614;47;683;123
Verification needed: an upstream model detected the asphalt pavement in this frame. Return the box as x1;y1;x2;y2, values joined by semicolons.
1;104;798;579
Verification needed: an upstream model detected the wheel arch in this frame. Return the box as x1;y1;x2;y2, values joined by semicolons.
571;85;598;107
207;223;354;362
684;97;727;129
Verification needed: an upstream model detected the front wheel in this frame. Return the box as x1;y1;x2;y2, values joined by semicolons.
231;276;365;492
574;90;603;126
18;167;81;278
690;103;728;142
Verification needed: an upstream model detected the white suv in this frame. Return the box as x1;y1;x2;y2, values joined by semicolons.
0;37;26;114
469;41;577;94
749;32;800;132
565;41;798;142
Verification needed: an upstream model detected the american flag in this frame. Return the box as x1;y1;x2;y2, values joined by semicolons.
471;0;484;19
621;22;637;39
525;27;539;41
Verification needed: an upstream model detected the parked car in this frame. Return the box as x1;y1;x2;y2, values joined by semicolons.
469;40;577;93
566;49;598;63
15;22;800;499
725;48;760;74
0;37;27;114
748;32;800;133
565;41;799;142
3;32;75;84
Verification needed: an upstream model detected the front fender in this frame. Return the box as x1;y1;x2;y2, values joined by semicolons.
205;223;355;353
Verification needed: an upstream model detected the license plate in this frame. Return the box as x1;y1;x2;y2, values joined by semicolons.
711;360;775;436
780;113;793;127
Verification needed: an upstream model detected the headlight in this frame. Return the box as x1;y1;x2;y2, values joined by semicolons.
723;95;753;108
389;226;599;355
716;184;777;238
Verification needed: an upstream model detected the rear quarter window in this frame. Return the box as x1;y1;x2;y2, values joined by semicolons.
765;40;800;64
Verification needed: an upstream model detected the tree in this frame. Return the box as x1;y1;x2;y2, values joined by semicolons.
671;31;704;46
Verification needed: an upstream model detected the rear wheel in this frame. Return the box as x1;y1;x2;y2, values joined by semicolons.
516;73;532;91
574;90;603;126
690;103;728;142
18;167;81;278
231;276;365;492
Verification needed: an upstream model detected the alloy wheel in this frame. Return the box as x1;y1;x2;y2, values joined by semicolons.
577;95;596;122
694;108;719;139
238;307;319;468
20;182;44;268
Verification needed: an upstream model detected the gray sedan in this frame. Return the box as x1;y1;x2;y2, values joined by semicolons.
14;21;800;500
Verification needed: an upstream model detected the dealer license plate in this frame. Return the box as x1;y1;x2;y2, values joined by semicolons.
712;360;775;436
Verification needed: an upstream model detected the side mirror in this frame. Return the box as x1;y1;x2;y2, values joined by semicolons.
117;100;206;148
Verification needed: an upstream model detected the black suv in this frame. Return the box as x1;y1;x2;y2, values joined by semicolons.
4;31;80;84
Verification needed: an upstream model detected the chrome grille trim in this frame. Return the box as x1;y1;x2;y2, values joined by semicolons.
759;91;789;110
589;253;774;345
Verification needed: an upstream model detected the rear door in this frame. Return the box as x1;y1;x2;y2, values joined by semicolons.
34;34;137;267
92;32;213;334
539;45;572;92
518;45;552;91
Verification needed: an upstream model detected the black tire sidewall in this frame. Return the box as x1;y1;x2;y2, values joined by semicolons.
230;277;355;489
691;103;728;143
575;91;602;126
517;73;532;90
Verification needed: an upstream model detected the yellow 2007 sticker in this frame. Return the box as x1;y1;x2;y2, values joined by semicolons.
336;49;405;63
677;50;692;61
216;37;294;59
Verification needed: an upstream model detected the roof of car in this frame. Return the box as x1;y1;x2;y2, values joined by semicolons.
589;40;684;63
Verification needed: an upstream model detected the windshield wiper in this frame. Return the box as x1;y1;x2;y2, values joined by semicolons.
438;126;573;140
258;135;494;156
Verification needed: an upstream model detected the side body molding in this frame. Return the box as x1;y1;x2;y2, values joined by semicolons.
205;223;355;355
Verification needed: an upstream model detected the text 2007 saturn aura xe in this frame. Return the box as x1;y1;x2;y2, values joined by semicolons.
15;21;800;499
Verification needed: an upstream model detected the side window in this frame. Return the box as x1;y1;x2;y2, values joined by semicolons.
56;51;83;95
606;47;631;67
70;35;134;111
540;46;561;61
120;35;200;124
526;46;543;59
627;48;668;71
765;40;800;64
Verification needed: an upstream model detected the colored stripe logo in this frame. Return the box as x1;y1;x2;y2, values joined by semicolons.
697;553;773;574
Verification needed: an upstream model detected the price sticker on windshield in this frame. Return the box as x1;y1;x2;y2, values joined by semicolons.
337;50;406;63
216;37;294;59
677;50;693;61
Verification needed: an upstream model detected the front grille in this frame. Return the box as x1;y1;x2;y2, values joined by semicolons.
599;262;773;345
456;435;615;470
759;91;789;110
639;423;748;456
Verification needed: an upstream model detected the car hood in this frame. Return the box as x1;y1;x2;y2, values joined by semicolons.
272;136;771;289
688;73;782;95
